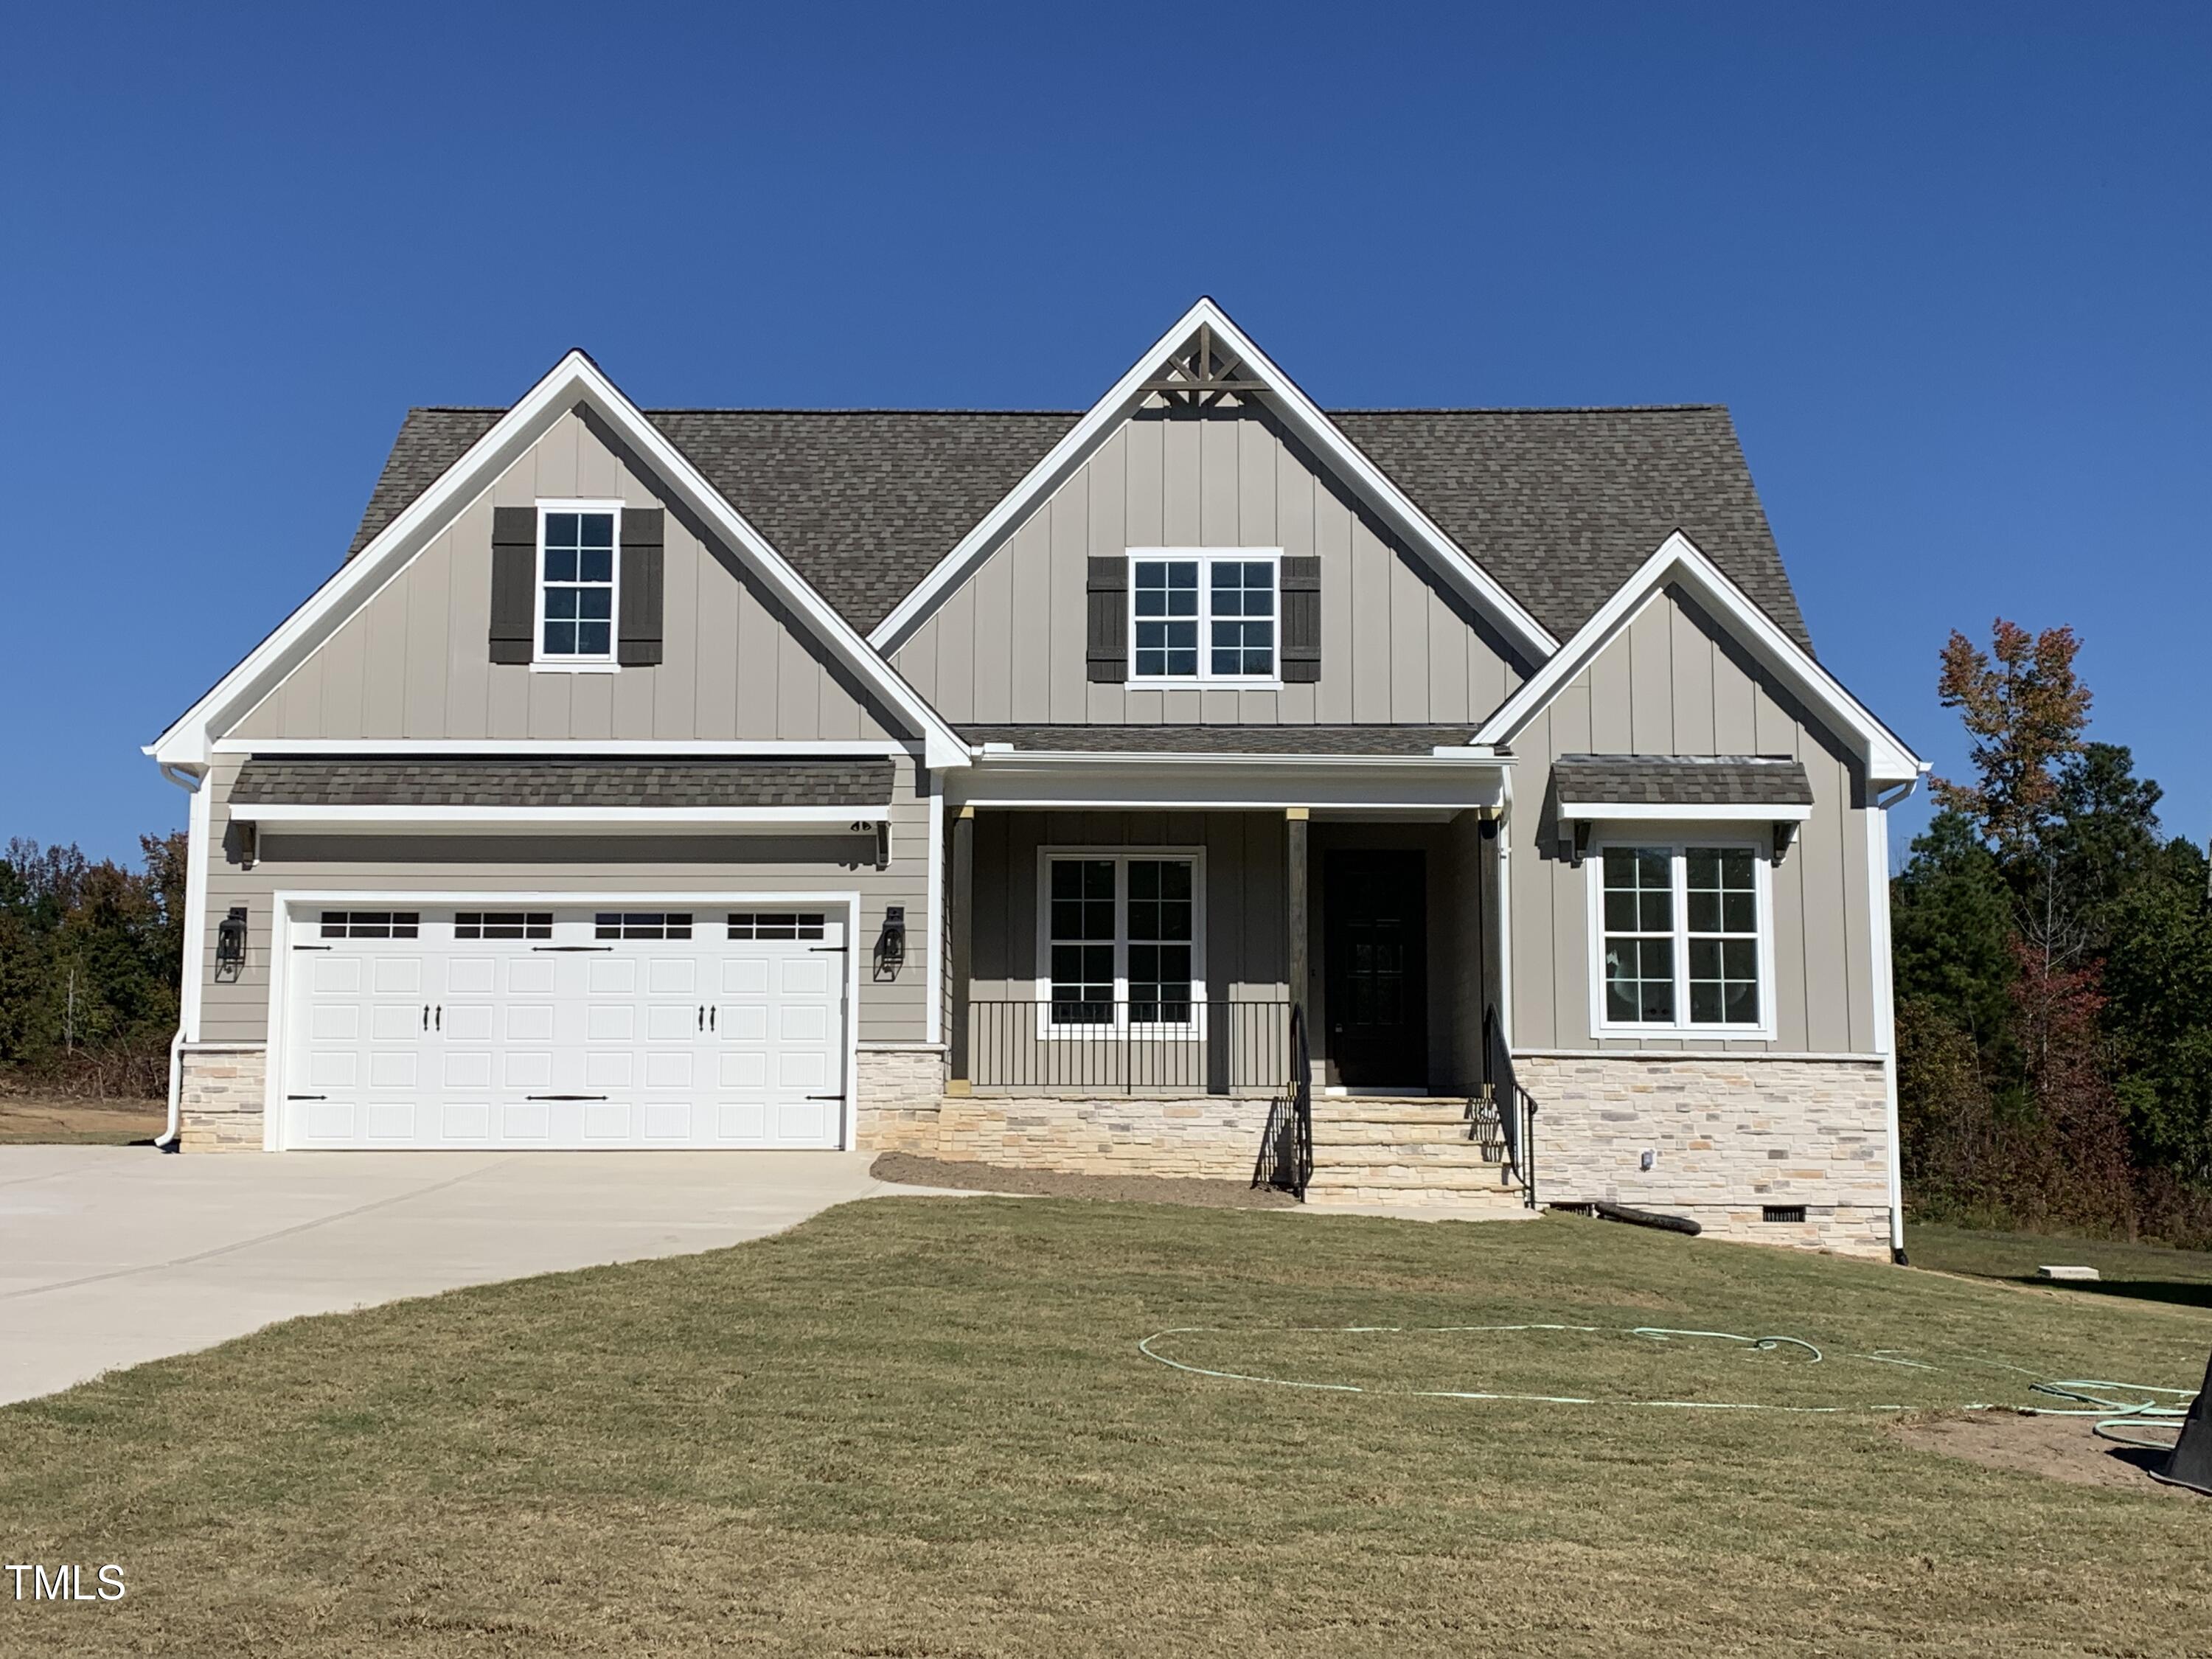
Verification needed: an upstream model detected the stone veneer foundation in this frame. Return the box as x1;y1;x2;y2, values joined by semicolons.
1515;1051;1893;1258
176;1043;268;1150
851;1046;947;1153
880;1092;1279;1183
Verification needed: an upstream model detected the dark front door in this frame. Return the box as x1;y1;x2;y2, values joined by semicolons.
1324;851;1427;1089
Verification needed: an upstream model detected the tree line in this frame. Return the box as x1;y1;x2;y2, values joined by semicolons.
1893;620;2212;1245
0;833;186;1099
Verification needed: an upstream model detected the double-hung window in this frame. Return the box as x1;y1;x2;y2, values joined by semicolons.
1129;550;1279;682
1041;851;1202;1029
1593;842;1770;1034
538;503;620;664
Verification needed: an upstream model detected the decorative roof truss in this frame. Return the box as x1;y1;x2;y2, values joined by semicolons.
1138;321;1270;409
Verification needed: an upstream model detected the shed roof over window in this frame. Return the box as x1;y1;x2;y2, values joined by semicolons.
1552;754;1814;810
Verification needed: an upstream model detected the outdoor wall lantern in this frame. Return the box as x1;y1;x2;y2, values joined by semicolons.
873;905;906;981
215;906;248;981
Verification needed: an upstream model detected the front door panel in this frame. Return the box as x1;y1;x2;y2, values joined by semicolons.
1323;852;1428;1089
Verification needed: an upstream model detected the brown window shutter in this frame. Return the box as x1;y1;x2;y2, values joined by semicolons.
1281;555;1321;682
618;508;664;667
1085;556;1127;683
488;507;538;664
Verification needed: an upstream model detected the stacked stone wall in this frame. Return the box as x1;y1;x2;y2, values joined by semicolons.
852;1046;945;1153
1517;1052;1891;1258
177;1045;268;1151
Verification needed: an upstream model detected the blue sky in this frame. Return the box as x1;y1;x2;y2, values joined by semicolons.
3;4;2205;863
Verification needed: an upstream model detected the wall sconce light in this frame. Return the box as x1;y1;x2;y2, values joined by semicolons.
215;906;248;981
873;905;906;980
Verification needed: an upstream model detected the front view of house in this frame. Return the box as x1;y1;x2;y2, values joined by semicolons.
147;301;1924;1258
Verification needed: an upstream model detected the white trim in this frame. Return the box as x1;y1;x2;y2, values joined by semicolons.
971;751;1512;769
147;349;970;771
1032;846;1208;1037
1476;531;1925;786
1585;835;1779;1043
1868;788;1905;1255
954;760;1503;813
212;738;917;757
1559;801;1815;824
1510;1047;1882;1062
924;769;944;1046
1124;548;1284;687
159;766;212;1148
1495;764;1514;1046
226;804;883;830
867;298;1558;661
262;888;864;1152
532;498;623;669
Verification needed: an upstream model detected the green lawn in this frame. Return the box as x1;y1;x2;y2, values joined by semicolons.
1908;1220;2212;1310
4;1200;2208;1656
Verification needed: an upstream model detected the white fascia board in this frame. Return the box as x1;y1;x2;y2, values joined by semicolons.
1475;532;1925;785
971;749;1512;768
212;737;917;757
150;351;969;773
951;761;1505;813
1557;801;1815;823
229;804;883;830
866;298;1559;663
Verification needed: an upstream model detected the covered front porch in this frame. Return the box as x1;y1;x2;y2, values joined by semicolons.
927;733;1534;1204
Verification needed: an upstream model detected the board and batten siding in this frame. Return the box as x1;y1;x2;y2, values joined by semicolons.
232;409;899;744
891;409;1527;726
194;754;934;1047
1509;586;1879;1057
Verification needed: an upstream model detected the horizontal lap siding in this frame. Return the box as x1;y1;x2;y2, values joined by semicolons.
232;410;897;743
196;757;932;1046
891;411;1525;727
1509;587;1876;1057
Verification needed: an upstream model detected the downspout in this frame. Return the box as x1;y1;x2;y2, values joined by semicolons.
1871;770;1926;1262
156;762;209;1150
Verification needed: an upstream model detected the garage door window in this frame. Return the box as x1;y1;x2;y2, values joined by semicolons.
321;910;420;939
455;911;553;940
595;911;694;940
728;912;826;940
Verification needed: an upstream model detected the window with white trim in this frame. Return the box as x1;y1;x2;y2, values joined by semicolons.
1042;852;1202;1026
1130;551;1278;681
1594;843;1768;1032
540;507;618;661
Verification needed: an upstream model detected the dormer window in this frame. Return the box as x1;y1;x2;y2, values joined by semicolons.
1128;549;1279;683
538;504;621;664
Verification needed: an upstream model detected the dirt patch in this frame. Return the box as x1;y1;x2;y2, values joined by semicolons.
869;1152;1299;1209
0;1093;164;1145
1895;1410;2199;1498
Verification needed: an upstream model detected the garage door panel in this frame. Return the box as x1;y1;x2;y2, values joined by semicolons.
286;906;846;1151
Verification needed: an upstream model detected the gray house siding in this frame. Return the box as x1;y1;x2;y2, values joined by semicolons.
891;409;1528;727
195;754;934;1048
232;409;901;744
1508;586;1877;1056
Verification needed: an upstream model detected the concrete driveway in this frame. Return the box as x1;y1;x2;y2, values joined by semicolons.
0;1146;924;1405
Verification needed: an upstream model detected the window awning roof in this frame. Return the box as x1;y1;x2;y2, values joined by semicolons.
1553;754;1814;819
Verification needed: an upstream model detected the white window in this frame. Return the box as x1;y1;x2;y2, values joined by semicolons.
1589;841;1772;1036
1128;549;1279;683
1037;850;1205;1029
538;502;621;664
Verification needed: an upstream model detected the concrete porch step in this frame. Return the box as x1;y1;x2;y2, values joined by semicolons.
1307;1163;1520;1193
1309;1140;1509;1167
1304;1186;1532;1214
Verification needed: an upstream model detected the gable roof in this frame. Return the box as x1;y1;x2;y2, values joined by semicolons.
351;401;1802;649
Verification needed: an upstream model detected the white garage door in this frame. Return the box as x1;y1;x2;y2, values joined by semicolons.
281;905;848;1150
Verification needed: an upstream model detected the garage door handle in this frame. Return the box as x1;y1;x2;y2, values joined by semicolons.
535;945;613;953
525;1094;608;1102
288;1094;326;1101
807;1093;845;1101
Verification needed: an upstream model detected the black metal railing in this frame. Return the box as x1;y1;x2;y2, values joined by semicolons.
967;998;1293;1094
1481;1003;1540;1208
1253;1004;1312;1200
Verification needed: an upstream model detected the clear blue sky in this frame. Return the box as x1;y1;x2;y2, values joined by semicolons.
4;4;2205;863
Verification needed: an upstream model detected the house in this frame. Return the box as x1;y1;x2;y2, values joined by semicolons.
145;299;1924;1259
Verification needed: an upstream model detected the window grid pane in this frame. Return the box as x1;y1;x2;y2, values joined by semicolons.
1127;859;1194;1022
542;510;616;658
1686;847;1759;1024
1131;557;1275;679
1600;849;1674;1023
1048;860;1118;1021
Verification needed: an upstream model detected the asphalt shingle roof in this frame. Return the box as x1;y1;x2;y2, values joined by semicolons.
345;401;1805;648
1551;754;1814;808
232;758;894;809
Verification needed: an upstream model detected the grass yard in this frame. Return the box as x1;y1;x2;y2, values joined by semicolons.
1908;1220;2212;1310
4;1200;2208;1656
0;1094;162;1145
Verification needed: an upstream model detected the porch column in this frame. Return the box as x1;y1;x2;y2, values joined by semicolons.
1284;807;1310;1016
947;805;975;1092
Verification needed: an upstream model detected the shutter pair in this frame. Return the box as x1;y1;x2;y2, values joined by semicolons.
487;507;664;666
1084;555;1321;683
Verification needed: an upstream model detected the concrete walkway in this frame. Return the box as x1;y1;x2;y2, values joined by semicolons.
0;1146;927;1405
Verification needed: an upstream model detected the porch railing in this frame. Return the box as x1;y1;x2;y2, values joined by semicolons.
966;998;1293;1094
1253;1004;1312;1200
1481;1004;1540;1208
